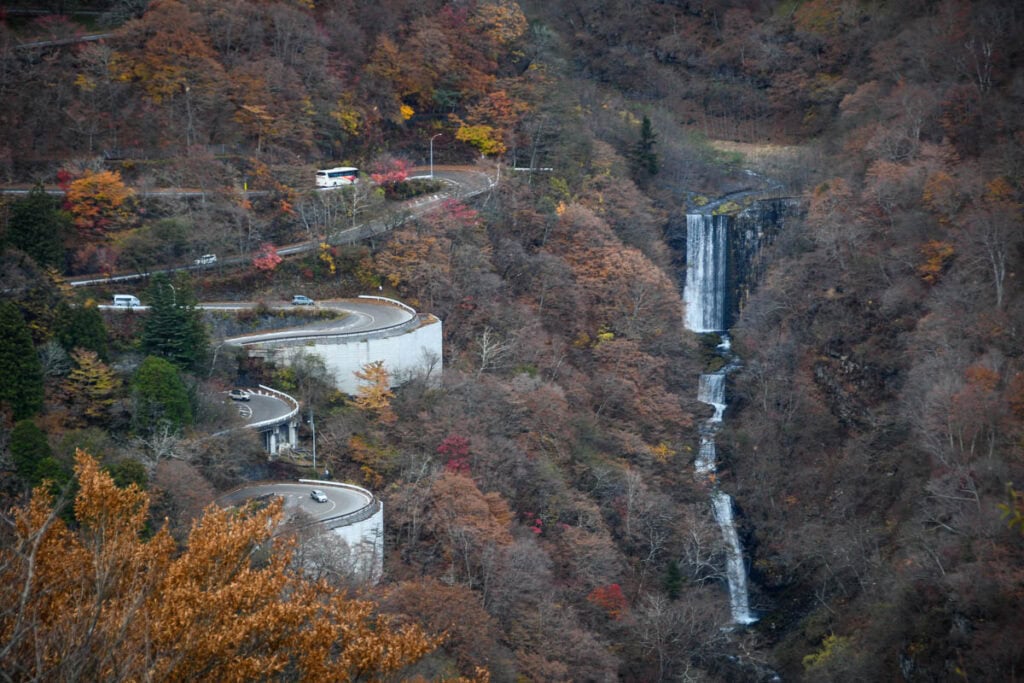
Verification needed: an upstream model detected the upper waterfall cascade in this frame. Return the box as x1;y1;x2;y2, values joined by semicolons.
684;214;729;333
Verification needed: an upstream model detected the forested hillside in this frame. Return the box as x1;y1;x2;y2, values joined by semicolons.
1;1;1022;681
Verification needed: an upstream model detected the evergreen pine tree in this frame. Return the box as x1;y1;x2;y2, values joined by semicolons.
142;274;208;371
9;419;52;482
632;115;659;177
56;302;109;360
664;559;683;600
8;420;67;489
132;356;193;434
7;185;69;269
104;459;149;489
0;302;44;420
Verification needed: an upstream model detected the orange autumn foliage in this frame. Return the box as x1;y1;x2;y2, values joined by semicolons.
0;450;438;681
916;240;956;284
64;170;135;238
586;583;628;620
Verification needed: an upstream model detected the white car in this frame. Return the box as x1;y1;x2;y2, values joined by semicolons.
291;295;315;306
194;253;217;265
310;489;328;503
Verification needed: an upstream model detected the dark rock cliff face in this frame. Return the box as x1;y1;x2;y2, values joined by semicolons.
730;199;803;326
668;198;801;333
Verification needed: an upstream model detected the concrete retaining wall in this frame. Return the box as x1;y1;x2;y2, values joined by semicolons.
300;479;383;583
268;316;442;394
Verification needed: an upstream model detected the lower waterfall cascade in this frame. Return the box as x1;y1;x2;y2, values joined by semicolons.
712;489;756;625
694;339;757;626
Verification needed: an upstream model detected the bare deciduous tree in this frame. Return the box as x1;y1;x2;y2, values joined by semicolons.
475;326;511;378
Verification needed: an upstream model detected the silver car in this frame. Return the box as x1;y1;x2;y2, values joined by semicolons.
310;489;328;503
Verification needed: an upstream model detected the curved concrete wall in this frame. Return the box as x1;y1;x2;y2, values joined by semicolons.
300;479;383;583
265;316;443;394
332;510;384;583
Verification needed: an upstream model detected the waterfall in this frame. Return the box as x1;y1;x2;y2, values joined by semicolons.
698;373;726;423
684;214;729;333
685;210;757;627
693;350;757;626
695;436;716;474
711;491;757;625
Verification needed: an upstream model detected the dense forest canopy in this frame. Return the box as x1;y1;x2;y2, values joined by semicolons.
0;0;1022;681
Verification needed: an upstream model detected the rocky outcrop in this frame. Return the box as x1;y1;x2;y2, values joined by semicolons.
730;198;803;323
812;344;894;430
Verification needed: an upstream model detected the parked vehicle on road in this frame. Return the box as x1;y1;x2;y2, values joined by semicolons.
228;389;250;401
194;253;217;265
112;294;140;308
310;489;328;503
291;295;315;306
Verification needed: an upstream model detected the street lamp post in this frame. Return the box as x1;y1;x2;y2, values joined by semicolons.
430;133;442;178
208;342;225;378
310;405;316;471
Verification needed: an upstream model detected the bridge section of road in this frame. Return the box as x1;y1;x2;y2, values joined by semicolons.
97;295;440;394
217;480;372;522
218;385;300;456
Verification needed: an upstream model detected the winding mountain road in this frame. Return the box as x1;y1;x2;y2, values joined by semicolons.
221;297;415;345
16;165;495;288
216;482;373;524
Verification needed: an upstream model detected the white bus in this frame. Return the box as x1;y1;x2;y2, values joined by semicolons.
315;166;359;188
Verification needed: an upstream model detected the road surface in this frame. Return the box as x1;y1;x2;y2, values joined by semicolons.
222;298;414;345
216;482;372;522
223;390;292;426
59;165;494;287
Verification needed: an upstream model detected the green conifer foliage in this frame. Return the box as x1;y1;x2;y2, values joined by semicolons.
56;303;109;360
664;559;683;600
631;115;659;177
7;185;69;269
0;302;44;420
9;420;52;483
104;459;149;490
141;274;208;371
132;356;193;435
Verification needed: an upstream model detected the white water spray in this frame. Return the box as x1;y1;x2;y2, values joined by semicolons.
712;491;757;625
684;214;729;333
